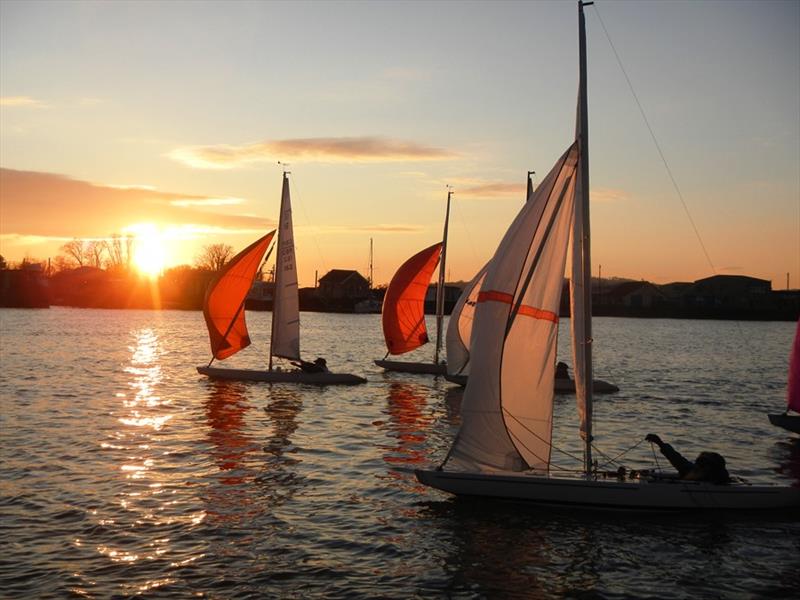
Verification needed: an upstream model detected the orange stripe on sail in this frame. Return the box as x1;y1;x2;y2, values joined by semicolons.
477;290;558;323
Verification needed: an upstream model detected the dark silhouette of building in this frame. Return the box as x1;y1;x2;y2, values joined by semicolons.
0;265;50;308
318;270;370;301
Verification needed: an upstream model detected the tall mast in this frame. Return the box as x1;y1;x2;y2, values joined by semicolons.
268;170;289;371
434;188;452;364
578;0;594;473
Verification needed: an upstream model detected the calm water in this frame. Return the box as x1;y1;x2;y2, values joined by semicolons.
1;308;798;599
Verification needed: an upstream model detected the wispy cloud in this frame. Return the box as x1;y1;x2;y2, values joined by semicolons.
169;197;245;207
0;96;47;108
590;187;630;203
347;224;426;233
0;233;73;245
168;136;457;169
453;180;525;199
0;168;272;239
296;224;426;235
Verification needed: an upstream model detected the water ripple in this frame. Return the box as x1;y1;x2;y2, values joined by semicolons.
1;309;798;598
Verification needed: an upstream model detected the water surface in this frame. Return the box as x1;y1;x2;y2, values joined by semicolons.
1;309;797;598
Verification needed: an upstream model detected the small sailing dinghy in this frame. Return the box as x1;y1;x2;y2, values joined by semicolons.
197;172;367;385
375;189;453;375
416;1;800;511
768;319;800;434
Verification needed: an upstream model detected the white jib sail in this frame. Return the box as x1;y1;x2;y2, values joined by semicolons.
445;263;488;376
271;173;301;361
448;143;579;472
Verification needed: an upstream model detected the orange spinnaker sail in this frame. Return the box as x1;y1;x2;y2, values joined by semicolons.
203;231;276;360
381;242;443;355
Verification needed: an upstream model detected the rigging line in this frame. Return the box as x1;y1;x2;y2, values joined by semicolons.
505;427;553;470
593;5;716;275
501;407;585;464
593;5;757;362
288;174;328;278
592;438;646;471
649;441;664;473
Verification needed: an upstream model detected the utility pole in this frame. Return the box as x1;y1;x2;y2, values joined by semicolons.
369;238;374;289
598;264;602;303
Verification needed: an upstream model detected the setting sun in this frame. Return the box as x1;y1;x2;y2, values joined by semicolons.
128;224;166;278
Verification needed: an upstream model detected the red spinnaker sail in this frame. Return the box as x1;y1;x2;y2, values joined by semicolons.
203;231;275;360
789;319;800;413
381;242;443;355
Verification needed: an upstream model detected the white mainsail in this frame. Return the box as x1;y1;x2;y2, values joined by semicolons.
448;143;579;472
445;264;488;376
270;173;300;362
445;172;534;378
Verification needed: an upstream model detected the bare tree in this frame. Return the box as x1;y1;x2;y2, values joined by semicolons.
60;239;86;267
105;234;124;268
85;240;106;268
195;243;234;271
125;234;134;270
104;233;134;272
52;255;73;273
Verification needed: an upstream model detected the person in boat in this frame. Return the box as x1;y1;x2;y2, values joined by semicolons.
645;434;731;484
290;357;330;374
555;361;570;380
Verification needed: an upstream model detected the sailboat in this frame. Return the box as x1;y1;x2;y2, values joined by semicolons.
197;172;367;385
375;189;452;375
416;1;800;510
443;172;618;394
768;319;800;434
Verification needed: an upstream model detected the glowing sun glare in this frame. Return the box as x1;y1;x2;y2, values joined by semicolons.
130;224;166;278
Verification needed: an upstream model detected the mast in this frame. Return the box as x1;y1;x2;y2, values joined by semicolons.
434;188;452;364
268;170;289;371
527;170;535;201
578;0;594;473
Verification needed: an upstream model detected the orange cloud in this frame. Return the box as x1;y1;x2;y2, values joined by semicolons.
0;168;272;239
297;224;426;235
168;136;457;169
457;182;526;199
0;96;46;108
169;197;245;207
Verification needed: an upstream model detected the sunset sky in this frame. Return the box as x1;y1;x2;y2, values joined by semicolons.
1;0;798;287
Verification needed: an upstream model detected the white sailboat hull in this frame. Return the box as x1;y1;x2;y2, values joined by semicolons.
197;366;366;385
416;469;800;511
374;359;447;375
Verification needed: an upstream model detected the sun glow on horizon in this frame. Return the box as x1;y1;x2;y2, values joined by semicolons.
127;223;167;278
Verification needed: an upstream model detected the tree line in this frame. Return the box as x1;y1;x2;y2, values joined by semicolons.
1;237;236;275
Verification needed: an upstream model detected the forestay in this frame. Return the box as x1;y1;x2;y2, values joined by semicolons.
271;174;300;361
381;242;443;355
448;143;579;472
203;231;276;360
